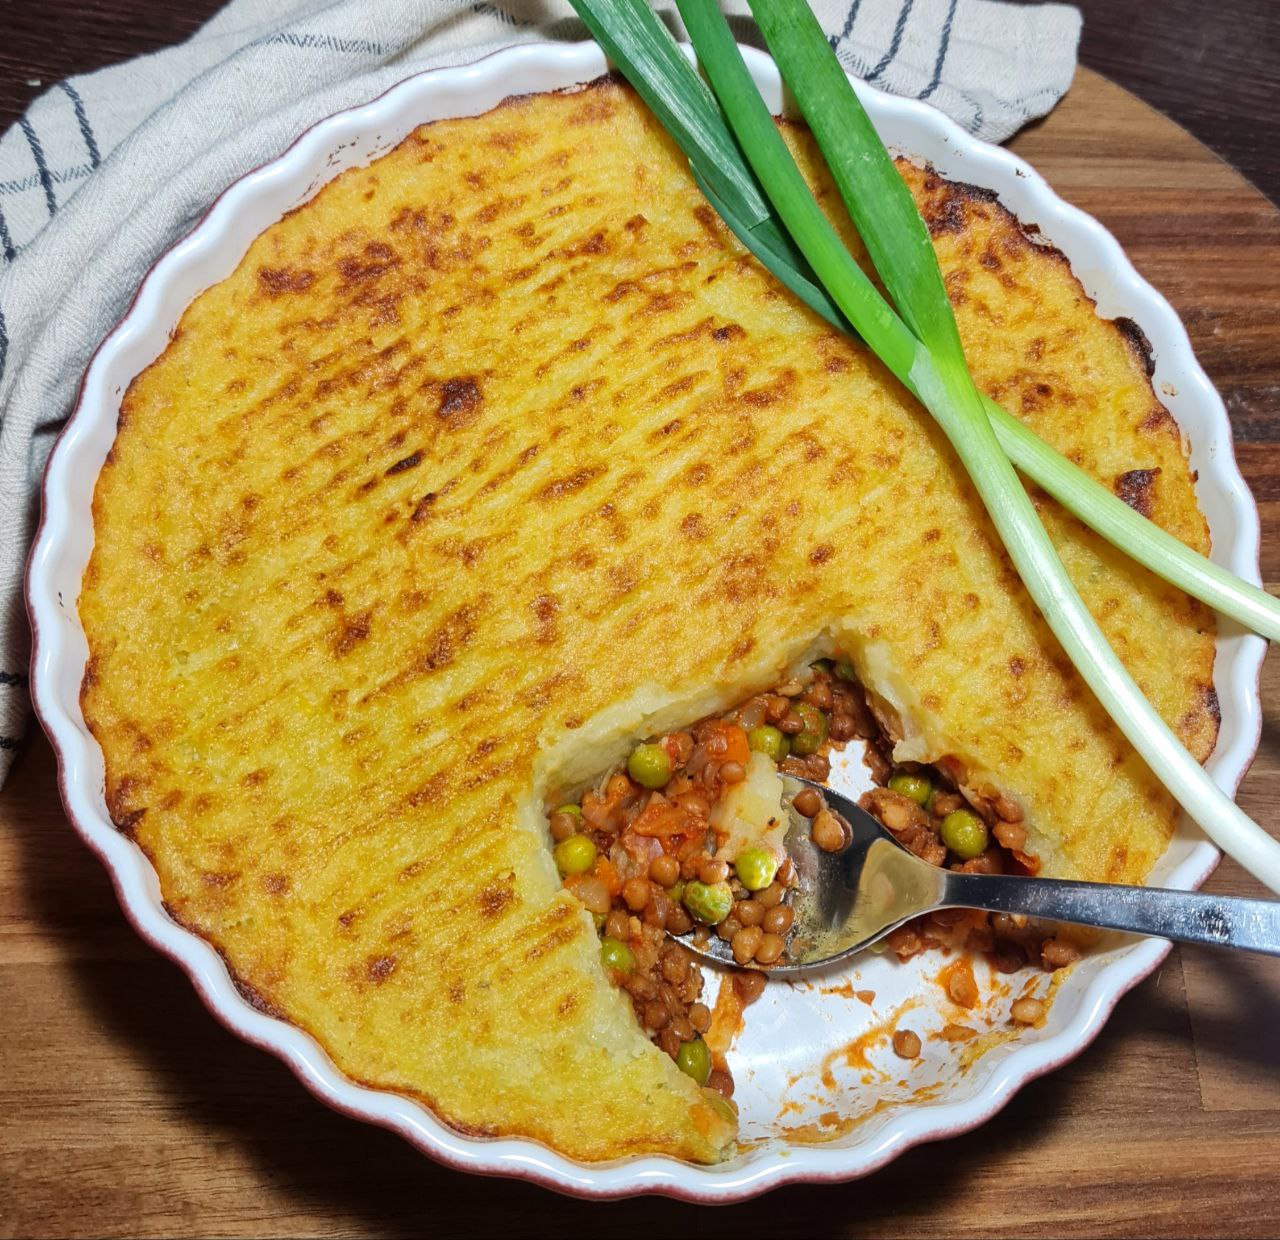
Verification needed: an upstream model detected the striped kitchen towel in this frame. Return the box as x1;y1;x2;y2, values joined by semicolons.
0;0;1081;785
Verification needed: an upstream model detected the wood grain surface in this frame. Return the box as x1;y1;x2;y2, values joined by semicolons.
3;65;1280;1240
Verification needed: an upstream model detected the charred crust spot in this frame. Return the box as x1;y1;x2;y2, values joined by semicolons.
1010;657;1026;677
1202;684;1222;727
1141;405;1179;436
524;906;580;961
257;266;315;295
624;213;648;233
532;593;560;644
334;611;372;656
478;878;516;919
437;377;482;427
411;492;439;522
262;873;290;896
921;190;967;236
739;369;795;407
923;528;942;544
566;93;617;126
919;176;995;237
385;451;423;475
107;776;146;834
366;954;398;983
233;975;286;1019
1115;468;1161;518
809;544;834;565
713;323;746;342
405;604;481;679
1021;381;1054;413
660;375;697;399
536;463;605;502
1114;317;1156;377
337;241;399;284
242;768;269;787
560;231;609;258
680;513;707;540
692;204;726;242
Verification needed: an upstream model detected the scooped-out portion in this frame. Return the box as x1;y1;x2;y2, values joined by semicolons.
551;655;1089;1096
80;79;1217;1163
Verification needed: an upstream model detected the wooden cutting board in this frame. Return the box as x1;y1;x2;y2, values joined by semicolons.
2;67;1279;1239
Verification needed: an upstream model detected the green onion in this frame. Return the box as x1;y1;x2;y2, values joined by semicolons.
571;0;1280;644
571;0;1280;892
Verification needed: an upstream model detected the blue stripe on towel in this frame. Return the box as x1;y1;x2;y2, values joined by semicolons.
58;81;101;168
0;207;15;262
266;31;389;56
18;118;58;217
919;0;958;100
865;0;915;84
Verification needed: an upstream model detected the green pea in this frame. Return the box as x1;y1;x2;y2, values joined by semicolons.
675;1037;712;1085
834;659;856;681
683;880;733;925
747;724;790;762
628;742;672;789
789;702;829;756
888;771;933;806
556;803;583;820
941;809;989;860
600;936;635;975
554;834;597;875
666;880;686;903
811;658;833;674
734;847;778;892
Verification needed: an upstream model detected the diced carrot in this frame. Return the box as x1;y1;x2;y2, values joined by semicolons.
703;718;750;765
593;855;623;896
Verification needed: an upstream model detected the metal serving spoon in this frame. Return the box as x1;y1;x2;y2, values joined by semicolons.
683;777;1280;973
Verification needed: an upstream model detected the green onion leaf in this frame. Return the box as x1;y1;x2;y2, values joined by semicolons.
745;0;964;368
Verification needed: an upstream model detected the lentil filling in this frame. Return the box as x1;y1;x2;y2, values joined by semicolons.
546;658;1076;1094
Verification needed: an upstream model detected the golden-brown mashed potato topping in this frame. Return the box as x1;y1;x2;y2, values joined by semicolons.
79;80;1216;1163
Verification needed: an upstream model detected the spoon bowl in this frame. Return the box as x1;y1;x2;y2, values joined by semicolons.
681;777;1280;972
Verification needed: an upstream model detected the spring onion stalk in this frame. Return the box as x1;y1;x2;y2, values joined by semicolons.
569;0;1280;644
688;0;1280;892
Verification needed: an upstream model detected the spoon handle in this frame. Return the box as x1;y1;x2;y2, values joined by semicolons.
943;872;1280;957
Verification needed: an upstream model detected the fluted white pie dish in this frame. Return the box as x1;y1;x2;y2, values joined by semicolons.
26;41;1264;1201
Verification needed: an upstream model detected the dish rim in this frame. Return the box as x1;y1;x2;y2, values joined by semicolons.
24;40;1265;1202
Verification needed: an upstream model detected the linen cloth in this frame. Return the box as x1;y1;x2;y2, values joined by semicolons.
0;0;1081;784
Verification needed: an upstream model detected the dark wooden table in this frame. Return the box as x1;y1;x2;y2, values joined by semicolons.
3;6;1280;1239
